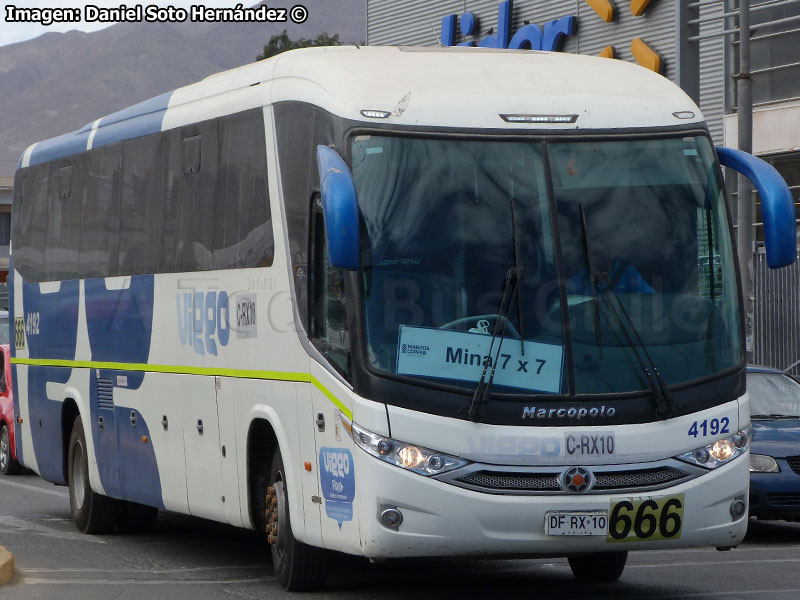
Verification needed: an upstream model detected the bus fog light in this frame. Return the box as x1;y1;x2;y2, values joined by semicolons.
379;508;403;528
730;496;746;520
710;440;734;461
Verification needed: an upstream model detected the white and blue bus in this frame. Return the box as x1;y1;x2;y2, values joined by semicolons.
9;46;798;589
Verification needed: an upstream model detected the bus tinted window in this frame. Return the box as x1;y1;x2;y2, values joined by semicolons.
214;109;273;270
47;158;83;281
80;147;121;279
120;134;165;275
11;107;273;281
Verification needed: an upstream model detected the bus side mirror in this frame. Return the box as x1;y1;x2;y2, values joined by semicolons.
717;146;796;269
316;145;360;270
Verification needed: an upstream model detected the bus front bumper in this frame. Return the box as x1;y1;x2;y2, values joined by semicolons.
350;452;749;558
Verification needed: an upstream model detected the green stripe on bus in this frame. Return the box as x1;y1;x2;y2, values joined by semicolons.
10;357;353;420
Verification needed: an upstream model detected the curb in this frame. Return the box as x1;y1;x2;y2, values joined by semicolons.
0;546;14;584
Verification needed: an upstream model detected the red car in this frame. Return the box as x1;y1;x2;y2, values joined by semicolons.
0;338;21;476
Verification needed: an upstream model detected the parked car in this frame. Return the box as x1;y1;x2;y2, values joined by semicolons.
746;365;800;521
0;334;21;475
0;308;8;345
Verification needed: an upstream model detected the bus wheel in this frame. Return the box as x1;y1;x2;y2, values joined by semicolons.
117;501;158;534
67;415;120;534
267;449;328;591
0;423;21;475
568;551;628;582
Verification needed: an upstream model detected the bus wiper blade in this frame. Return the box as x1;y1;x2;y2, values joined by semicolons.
578;204;604;358
465;197;526;423
577;205;672;420
466;267;521;422
597;279;674;420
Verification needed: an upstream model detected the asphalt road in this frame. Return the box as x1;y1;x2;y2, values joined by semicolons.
1;471;799;600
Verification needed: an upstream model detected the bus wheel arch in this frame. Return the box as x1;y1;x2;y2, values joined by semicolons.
268;447;328;590
61;398;81;484
247;417;279;534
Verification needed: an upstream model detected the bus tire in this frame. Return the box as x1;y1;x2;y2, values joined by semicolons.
117;501;158;533
0;423;21;475
269;448;328;591
67;415;120;534
568;551;628;582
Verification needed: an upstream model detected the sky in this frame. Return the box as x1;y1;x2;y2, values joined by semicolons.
1;1;259;47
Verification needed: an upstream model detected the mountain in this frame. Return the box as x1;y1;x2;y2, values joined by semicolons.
0;1;366;176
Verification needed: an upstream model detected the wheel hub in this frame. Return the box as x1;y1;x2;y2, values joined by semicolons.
266;481;288;555
71;440;87;509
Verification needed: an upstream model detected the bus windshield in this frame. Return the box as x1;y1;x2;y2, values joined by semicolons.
351;134;741;396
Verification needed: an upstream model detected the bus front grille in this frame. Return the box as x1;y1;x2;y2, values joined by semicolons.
593;467;688;490
457;471;561;491
448;462;697;495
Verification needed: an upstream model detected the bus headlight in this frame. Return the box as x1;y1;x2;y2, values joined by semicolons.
750;454;780;473
350;422;469;476
677;427;751;469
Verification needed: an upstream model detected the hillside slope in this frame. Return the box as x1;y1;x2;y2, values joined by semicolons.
0;0;366;175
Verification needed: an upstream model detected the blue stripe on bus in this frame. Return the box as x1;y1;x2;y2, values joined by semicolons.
90;369;164;509
91;91;173;149
28;130;92;167
8;253;23;468
85;275;155;369
24;91;173;168
21;279;80;484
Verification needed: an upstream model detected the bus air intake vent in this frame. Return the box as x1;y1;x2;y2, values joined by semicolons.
96;378;115;410
592;467;687;490
457;471;560;491
786;456;800;475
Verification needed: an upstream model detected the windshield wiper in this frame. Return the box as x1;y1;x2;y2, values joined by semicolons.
465;197;526;423
598;280;673;420
577;206;673;420
466;267;522;422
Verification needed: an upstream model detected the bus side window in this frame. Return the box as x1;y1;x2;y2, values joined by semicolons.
310;198;350;378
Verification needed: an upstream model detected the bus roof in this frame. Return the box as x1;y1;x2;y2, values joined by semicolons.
19;45;705;170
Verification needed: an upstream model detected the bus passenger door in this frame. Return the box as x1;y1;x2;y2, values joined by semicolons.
308;200;358;549
181;375;226;521
310;363;357;550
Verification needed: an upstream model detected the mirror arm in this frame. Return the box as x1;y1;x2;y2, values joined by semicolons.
717;146;796;269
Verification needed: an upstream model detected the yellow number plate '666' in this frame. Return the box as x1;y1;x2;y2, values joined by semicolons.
607;494;684;543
